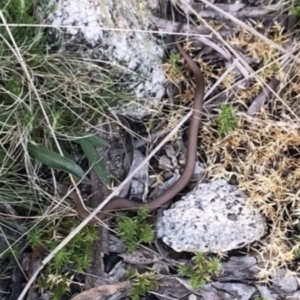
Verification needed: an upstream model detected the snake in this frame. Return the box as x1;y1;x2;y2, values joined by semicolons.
60;24;205;223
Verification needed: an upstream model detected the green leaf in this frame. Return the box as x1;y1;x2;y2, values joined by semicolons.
68;133;109;148
27;143;91;184
78;139;110;184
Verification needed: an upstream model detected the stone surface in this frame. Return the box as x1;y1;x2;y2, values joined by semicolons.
215;255;260;281
156;179;267;252
45;0;165;119
202;282;257;300
272;268;299;293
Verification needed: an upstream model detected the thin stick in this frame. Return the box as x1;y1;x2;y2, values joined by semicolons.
16;47;229;299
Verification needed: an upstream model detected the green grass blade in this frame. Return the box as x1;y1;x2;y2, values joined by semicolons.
78;139;111;184
27;143;91;184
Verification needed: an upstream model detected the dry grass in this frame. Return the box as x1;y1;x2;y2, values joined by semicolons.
3;1;300;298
164;0;300;280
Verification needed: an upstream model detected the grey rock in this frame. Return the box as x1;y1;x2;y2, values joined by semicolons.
255;285;277;300
286;292;300;300
202;282;257;300
108;234;126;253
272;268;299;293
156;179;267;252
46;0;165;119
216;256;260;281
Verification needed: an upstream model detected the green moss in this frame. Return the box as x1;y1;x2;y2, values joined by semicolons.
168;53;182;73
290;0;300;16
116;207;155;251
178;252;220;290
126;266;160;300
217;104;239;135
28;218;98;299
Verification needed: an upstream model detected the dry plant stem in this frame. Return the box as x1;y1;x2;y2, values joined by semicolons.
247;33;296;115
247;52;296;116
0;22;224;39
206;53;290;110
16;93;195;300
71;281;131;300
151;15;238;37
176;17;250;79
2;13;298;64
195;0;300;64
0;227;27;280
179;0;300;120
178;2;263;79
17;23;234;300
247;76;281;115
152;16;251;77
134;128;169;149
237;112;300;130
59;41;237;222
60;24;205;222
192;2;282;20
152;14;245;78
0;11;86;212
17;62;190;300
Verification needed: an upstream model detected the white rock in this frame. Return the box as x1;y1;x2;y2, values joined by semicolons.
156;179;267;252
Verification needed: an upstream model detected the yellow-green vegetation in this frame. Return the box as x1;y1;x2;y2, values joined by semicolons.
2;0;300;299
163;13;300;281
168;53;182;73
0;0;135;298
203;112;300;278
0;0;130;186
1;0;46;50
178;252;220;289
28;219;98;300
126;266;160;300
217;104;239;135
116;207;155;251
290;0;300;16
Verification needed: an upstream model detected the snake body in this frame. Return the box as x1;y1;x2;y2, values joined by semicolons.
63;25;205;223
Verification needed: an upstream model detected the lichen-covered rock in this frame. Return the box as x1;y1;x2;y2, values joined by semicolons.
45;0;165;119
156;179;267;252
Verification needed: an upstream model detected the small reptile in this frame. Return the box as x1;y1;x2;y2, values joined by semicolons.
60;24;205;223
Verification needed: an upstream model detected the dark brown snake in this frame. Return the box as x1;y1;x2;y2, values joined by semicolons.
60;24;205;224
